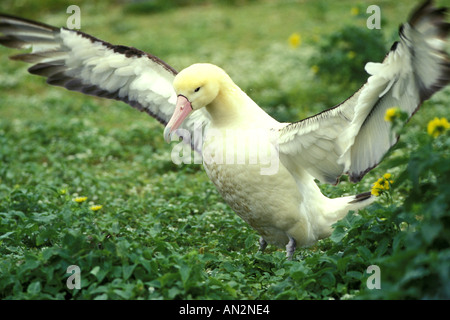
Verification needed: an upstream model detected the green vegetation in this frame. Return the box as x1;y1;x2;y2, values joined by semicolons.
0;0;449;300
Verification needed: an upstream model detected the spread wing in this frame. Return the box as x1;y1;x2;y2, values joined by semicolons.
0;13;210;153
277;0;449;184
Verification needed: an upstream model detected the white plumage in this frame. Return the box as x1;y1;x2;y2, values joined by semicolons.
0;1;448;259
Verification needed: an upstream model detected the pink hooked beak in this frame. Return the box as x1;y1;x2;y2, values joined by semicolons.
164;95;193;143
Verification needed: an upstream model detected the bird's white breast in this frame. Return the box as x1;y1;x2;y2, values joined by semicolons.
202;128;314;247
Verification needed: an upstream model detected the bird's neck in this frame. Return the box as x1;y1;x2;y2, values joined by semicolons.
206;82;267;129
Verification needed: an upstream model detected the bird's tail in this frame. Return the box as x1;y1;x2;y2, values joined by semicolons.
348;191;373;204
318;191;375;239
334;191;375;215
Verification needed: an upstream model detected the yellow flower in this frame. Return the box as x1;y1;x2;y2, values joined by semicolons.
288;32;301;48
90;205;103;211
427;117;449;138
350;7;359;16
371;173;394;197
384;107;400;122
311;65;319;74
74;196;87;203
371;181;382;196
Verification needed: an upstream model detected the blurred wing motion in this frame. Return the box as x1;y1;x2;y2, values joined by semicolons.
0;13;209;152
278;0;450;184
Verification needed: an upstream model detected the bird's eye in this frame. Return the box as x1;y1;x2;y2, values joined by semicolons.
194;87;201;93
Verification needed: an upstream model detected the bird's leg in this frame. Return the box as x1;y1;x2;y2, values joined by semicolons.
259;236;267;252
286;236;296;260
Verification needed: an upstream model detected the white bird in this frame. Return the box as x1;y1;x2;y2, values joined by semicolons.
0;1;448;259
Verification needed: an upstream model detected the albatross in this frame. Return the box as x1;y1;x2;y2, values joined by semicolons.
0;1;449;259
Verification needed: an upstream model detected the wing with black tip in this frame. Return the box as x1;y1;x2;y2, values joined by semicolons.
277;0;449;184
0;13;210;153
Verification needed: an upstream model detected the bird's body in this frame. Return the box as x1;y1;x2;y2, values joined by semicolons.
0;1;448;259
204;146;370;248
187;66;374;250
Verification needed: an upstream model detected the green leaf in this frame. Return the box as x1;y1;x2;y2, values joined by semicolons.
346;271;362;280
27;281;41;295
356;246;372;261
0;231;14;240
41;247;58;261
122;264;136;281
168;286;181;299
330;226;347;243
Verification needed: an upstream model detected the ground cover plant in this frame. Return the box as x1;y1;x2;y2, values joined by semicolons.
0;0;449;300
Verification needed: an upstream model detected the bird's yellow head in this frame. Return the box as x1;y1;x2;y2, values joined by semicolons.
164;63;231;142
173;63;229;110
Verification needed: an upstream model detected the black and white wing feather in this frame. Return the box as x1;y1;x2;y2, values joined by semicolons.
278;0;449;184
0;13;209;153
